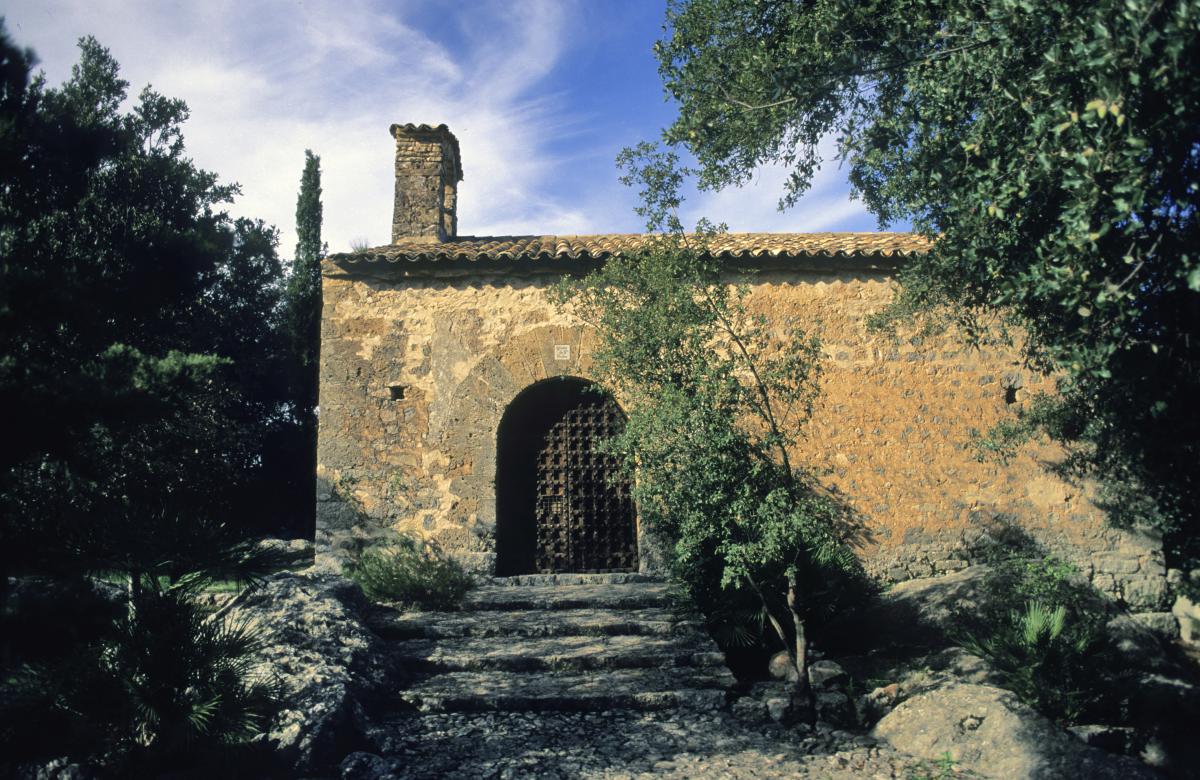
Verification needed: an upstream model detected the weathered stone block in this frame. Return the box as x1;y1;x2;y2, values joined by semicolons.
1122;576;1168;610
808;659;848;689
1173;595;1200;644
1130;611;1180;640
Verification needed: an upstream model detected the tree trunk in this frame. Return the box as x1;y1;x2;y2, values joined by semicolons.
127;569;142;623
0;560;10;675
786;569;814;720
745;572;792;655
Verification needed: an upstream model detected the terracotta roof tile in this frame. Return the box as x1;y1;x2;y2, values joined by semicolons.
331;232;929;268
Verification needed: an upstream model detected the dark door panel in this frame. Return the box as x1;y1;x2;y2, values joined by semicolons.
534;398;637;573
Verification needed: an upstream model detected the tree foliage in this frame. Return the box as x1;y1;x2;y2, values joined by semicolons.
0;25;292;772
650;0;1200;585
281;149;325;539
0;27;302;552
287;149;324;390
559;154;867;694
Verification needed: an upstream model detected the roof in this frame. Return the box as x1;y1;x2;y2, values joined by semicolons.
328;232;929;274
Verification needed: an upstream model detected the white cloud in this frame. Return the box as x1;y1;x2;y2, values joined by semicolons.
4;1;884;256
461;0;565;102
5;0;593;255
683;137;873;232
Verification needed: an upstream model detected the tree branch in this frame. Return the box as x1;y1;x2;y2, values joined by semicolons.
711;39;997;115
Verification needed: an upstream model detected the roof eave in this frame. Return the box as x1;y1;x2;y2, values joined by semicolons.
322;250;910;279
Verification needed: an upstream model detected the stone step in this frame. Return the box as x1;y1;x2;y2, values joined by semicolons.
488;573;663;586
464;581;673;611
393;634;727;673
391;667;735;713
368;606;704;640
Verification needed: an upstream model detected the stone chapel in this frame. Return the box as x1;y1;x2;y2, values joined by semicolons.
315;123;1167;611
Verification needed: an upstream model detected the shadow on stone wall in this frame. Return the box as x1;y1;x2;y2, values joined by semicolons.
315;475;394;566
864;511;1168;612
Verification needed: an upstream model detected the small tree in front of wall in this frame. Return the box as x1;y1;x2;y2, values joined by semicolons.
557;146;866;706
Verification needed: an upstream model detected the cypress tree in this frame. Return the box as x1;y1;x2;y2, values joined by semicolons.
283;150;325;538
289;149;324;383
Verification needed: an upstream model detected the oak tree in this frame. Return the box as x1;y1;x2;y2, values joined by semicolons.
650;0;1200;588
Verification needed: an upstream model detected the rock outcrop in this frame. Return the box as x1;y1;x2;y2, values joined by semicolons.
229;572;402;775
873;683;1158;779
1174;593;1200;645
226;565;1188;777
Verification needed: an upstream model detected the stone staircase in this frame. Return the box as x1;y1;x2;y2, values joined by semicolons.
366;573;736;714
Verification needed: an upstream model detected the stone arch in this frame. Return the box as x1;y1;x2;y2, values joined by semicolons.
422;319;596;571
494;376;637;576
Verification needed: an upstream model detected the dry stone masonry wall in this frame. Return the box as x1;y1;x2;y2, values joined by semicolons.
389;124;460;242
316;266;1166;610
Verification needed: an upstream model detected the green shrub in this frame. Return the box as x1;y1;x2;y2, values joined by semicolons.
954;555;1118;724
557;220;872;694
345;536;475;610
960;600;1100;723
106;590;281;774
1;587;280;776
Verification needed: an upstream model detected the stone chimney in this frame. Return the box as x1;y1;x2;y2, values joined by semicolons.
389;123;462;242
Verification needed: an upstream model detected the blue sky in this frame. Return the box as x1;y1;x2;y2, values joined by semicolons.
5;0;885;256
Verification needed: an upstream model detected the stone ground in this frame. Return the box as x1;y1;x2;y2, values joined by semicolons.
338;574;976;780
345;710;961;780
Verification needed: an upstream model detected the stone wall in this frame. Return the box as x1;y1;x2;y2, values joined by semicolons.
316;264;1167;610
389;124;459;242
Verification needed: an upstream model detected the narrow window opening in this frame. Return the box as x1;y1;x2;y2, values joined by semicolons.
1004;387;1018;405
389;384;407;400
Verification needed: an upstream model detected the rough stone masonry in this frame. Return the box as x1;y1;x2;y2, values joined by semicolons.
316;123;1169;613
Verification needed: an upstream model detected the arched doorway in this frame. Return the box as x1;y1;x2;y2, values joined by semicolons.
495;377;637;576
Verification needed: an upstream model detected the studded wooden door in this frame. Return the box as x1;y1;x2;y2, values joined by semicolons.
534;397;637;573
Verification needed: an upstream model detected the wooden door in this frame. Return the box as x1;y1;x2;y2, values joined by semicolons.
534;397;637;573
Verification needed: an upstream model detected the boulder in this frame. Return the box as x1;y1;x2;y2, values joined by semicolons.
256;536;316;568
814;690;856;728
918;647;997;685
1105;614;1169;669
229;571;402;775
732;681;813;726
730;695;770;724
339;751;398;779
1068;724;1136;755
1173;594;1200;645
807;659;848;689
872;683;1158;779
767;649;799;682
856;683;901;726
765;695;795;724
1128;611;1179;640
850;648;999;727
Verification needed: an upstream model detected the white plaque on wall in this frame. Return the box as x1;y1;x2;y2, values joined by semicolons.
554;344;571;361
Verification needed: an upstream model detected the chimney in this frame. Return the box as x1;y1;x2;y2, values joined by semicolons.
389;123;462;242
